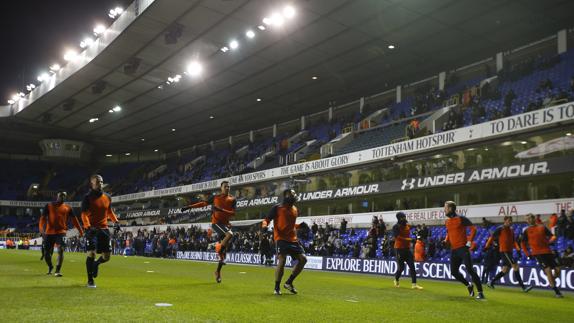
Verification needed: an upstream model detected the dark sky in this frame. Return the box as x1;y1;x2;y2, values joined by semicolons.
0;0;132;102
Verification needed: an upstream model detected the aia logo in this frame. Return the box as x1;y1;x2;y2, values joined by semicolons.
401;178;416;190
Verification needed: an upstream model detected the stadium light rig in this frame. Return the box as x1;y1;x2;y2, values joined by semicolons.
269;13;284;27
89;118;99;123
246;30;255;39
186;61;203;77
63;49;79;62
49;64;61;72
108;7;124;19
283;5;296;19
93;24;106;36
109;105;122;113
229;40;239;50
11;5;123;108
80;37;94;48
37;73;50;82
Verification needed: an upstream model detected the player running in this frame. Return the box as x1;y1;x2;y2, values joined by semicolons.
485;216;533;292
38;191;83;276
261;189;307;295
81;174;120;288
392;212;423;289
181;181;236;283
520;213;563;298
444;201;484;299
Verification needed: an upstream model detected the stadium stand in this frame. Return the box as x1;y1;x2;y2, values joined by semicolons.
1;48;573;201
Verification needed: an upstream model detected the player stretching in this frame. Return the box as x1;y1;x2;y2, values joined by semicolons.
485;216;533;292
521;213;563;298
444;201;484;299
182;181;236;283
262;189;307;295
39;191;83;276
81;175;119;288
392;212;423;289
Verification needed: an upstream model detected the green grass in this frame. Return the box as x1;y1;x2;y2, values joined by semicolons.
0;250;571;322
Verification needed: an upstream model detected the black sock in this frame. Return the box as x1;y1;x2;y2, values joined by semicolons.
95;256;106;265
56;265;61;272
45;257;53;271
492;271;505;283
285;274;296;285
553;286;561;294
513;270;525;289
86;257;94;281
275;281;280;291
217;262;224;272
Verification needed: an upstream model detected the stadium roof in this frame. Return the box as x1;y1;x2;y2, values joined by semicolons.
2;0;574;154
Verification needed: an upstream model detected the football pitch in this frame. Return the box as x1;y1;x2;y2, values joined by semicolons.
1;250;571;322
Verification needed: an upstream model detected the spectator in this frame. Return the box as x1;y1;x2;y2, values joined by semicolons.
339;218;347;234
311;222;318;235
503;89;516;108
535;214;543;225
378;218;386;237
561;246;574;268
418;223;429;242
536;78;553;92
557;210;568;237
548;213;558;233
481;217;493;228
481;242;500;284
259;234;272;266
414;238;426;262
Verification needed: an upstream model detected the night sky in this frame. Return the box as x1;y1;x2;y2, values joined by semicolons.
0;0;132;103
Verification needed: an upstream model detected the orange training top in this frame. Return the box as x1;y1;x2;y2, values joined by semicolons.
445;215;476;250
80;190;118;229
262;203;299;242
187;193;236;225
393;223;412;249
520;224;555;256
39;202;82;235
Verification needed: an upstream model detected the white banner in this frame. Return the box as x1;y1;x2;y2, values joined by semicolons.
175;251;323;270
118;197;574;234
112;102;574;203
291;197;574;226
